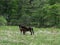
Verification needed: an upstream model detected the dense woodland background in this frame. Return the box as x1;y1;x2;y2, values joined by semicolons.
0;0;60;27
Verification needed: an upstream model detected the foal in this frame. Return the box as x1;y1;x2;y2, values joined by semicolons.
19;25;34;35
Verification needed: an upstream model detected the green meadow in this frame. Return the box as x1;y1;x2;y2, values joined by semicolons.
0;26;60;45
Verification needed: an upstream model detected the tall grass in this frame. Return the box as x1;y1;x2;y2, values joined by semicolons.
0;26;60;45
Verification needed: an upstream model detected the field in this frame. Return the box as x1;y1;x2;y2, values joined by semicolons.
0;26;60;45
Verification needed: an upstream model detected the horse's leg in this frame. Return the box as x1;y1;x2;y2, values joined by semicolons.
20;28;23;34
23;31;25;35
32;29;34;35
30;28;34;35
31;31;32;35
30;30;32;35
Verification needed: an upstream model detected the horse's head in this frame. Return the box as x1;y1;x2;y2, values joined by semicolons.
19;24;25;28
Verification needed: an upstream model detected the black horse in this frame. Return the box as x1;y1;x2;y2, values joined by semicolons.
19;25;34;35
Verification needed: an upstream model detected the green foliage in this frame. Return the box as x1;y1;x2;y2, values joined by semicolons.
0;0;60;27
0;16;7;26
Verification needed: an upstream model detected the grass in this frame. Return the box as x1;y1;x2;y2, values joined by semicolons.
0;26;60;45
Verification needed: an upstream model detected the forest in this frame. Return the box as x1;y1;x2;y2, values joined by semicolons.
0;0;60;27
0;0;60;45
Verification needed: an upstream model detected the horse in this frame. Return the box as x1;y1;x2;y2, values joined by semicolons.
19;25;34;35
